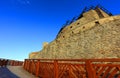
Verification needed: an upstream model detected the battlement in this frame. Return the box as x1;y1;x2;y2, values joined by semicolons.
78;5;112;19
56;5;113;39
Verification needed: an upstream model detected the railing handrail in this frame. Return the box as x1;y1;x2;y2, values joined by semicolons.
0;59;23;66
25;58;120;62
23;58;120;78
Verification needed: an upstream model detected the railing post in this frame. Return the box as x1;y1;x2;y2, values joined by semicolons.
12;60;15;66
25;60;27;69
26;60;29;71
85;60;98;78
27;60;30;71
30;60;34;74
23;59;27;69
54;60;58;78
68;64;73;78
11;60;13;66
36;60;40;77
29;60;33;73
28;60;31;72
0;59;1;66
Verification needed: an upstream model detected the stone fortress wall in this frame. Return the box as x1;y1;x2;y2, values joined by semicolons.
56;8;111;40
29;7;120;59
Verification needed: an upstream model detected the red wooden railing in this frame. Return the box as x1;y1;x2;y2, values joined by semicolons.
23;58;120;78
0;59;23;67
8;60;23;66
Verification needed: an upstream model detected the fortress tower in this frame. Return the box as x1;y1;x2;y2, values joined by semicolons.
56;5;112;40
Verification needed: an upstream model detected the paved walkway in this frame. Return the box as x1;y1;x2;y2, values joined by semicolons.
0;66;38;78
0;67;19;78
7;66;38;78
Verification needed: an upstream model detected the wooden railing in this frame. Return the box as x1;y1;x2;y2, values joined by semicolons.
0;59;23;67
23;58;120;78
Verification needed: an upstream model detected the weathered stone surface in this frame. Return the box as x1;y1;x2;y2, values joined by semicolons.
43;42;49;48
29;9;120;59
29;52;39;59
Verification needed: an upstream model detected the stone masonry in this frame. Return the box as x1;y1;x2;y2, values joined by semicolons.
29;7;120;59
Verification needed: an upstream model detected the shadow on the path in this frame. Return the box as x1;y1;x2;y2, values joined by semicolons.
0;67;19;78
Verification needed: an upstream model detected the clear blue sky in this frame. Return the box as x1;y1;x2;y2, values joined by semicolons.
0;0;120;61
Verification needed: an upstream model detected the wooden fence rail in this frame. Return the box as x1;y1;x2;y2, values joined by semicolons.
0;59;23;67
23;58;120;78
